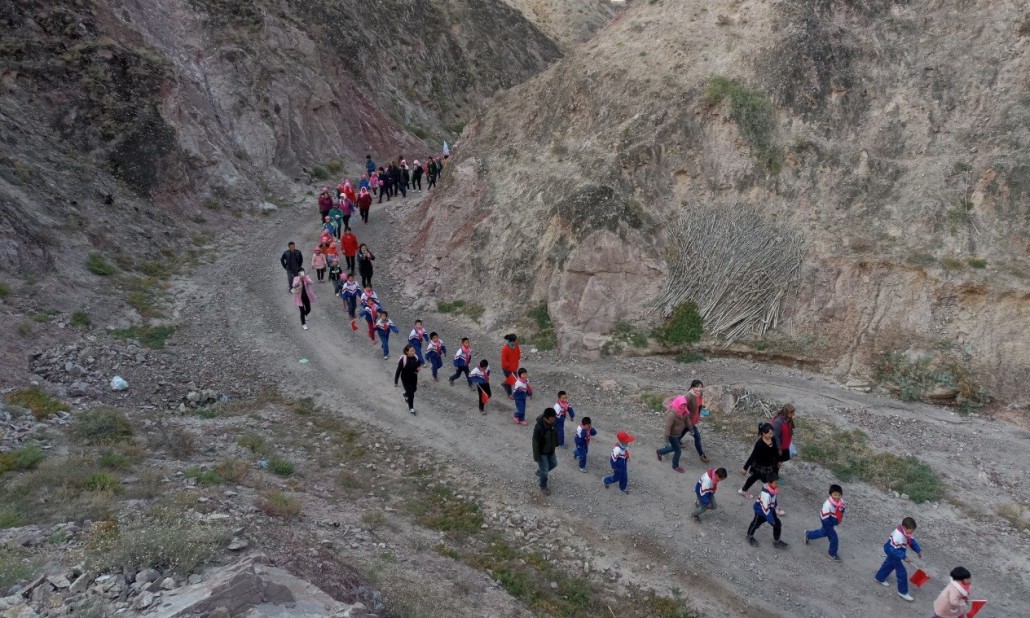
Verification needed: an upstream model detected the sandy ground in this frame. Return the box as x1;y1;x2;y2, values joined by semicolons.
172;190;1030;618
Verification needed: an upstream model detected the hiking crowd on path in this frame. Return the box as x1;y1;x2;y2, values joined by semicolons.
277;153;983;618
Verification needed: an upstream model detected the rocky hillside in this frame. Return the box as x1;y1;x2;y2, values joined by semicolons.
401;0;1030;403
0;0;609;385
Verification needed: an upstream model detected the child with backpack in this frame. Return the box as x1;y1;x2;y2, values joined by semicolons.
692;467;728;523
327;254;342;287
449;338;473;388
408;319;430;364
552;391;575;448
469;359;491;415
602;431;634;494
512;368;533;426
357;288;382;344
424;332;447;382
572;417;597;472
804;484;846;562
875;517;923;602
746;474;788;549
374;310;400;359
338;273;361;327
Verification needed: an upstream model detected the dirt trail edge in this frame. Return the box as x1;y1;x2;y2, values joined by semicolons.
180;194;1030;618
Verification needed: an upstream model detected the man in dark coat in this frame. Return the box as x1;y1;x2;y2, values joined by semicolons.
533;408;559;495
280;241;303;293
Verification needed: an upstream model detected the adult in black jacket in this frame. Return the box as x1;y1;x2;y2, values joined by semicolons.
378;168;391;204
399;162;410;198
394;344;422;416
411;160;423;191
356;243;375;288
532;408;559;494
280;242;303;292
390;163;402;197
739;423;780;498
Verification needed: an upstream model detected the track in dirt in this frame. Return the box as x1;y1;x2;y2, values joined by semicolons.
186;190;1030;618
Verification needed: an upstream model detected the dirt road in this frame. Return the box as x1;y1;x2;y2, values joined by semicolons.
181;191;1030;617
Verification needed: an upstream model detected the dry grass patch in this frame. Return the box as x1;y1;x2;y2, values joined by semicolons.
5;387;69;420
71;408;134;445
256;491;301;520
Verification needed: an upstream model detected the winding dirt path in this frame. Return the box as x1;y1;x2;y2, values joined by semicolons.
181;190;1030;618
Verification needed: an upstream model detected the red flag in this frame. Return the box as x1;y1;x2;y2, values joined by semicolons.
504;372;516;387
479;388;491;406
909;569;930;588
967;600;987;618
350;319;358;331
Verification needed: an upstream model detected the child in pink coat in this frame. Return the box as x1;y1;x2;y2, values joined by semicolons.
311;249;327;282
291;269;317;330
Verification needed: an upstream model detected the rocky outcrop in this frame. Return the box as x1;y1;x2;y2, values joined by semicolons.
401;0;1030;401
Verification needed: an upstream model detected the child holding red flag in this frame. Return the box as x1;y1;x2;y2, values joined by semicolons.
932;567;973;618
875;517;923;602
512;368;533;426
469;359;491;415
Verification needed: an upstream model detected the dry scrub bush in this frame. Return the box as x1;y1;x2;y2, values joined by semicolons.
256;491;300;520
86;508;230;574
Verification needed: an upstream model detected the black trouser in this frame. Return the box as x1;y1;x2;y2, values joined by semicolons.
413;176;421;190
359;208;369;224
476;383;492;412
742;466;776;492
401;374;418;410
298;292;311;325
345;256;356;273
360;273;372;288
427;174;436;189
747;513;781;540
379;186;390;203
449;365;470;384
398;182;406;198
316;268;325;281
286;270;299;291
342;215;351;231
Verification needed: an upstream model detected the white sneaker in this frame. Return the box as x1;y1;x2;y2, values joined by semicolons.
880;580;890;587
738;489;752;498
898;593;913;602
302;324;308;330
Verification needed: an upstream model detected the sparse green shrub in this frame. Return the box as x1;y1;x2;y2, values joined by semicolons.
528;302;557;351
0;282;10;298
361;510;386;529
85;510;230;574
214;458;250;484
237;433;267;454
256;491;301;520
97;451;133;471
0;548;37;589
611;321;648;348
940;256;965;270
310;166;330;181
0;456;118;524
184;467;222;485
953;161;972;173
85;472;121;493
704;76;782;174
874;350;989;408
326;159;343;174
0;445;46;473
87;253;117;276
906;251;936;268
71;408;133;445
968;258;987;269
798;425;942;503
639;392;667;413
5;387;69;420
405;485;483;534
71;311;91;327
17;322;31;336
269;458;294;476
437;299;484;322
111;325;175;349
203;199;220;210
148;425;196;457
652;302;703;346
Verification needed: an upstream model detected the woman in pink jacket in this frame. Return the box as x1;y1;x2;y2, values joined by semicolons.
291;269;317;330
932;566;972;618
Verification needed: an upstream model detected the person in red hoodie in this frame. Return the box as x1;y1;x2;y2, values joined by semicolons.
340;227;360;274
772;404;796;463
500;334;521;399
356;187;373;224
317;187;333;222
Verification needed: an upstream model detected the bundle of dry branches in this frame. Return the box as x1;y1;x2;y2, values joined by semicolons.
656;203;804;343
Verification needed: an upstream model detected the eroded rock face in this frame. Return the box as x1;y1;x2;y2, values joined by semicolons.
403;0;1030;400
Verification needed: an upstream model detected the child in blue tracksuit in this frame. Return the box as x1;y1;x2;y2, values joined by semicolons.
603;431;634;494
469;359;491;414
424;332;447;382
746;475;788;548
573;417;596;472
339;274;361;326
408;320;430;364
512;368;533;426
374;311;399;359
357;290;382;345
875;517;923;601
692;467;728;522
552;391;575;448
805;484;845;562
449;338;472;387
